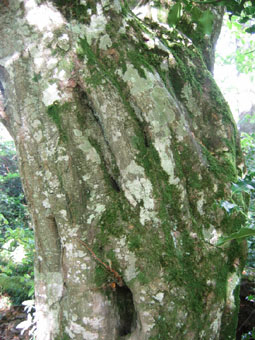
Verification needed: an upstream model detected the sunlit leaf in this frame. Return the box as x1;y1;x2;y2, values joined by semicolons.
220;200;237;212
167;2;182;27
191;6;201;22
198;10;214;35
217;228;255;246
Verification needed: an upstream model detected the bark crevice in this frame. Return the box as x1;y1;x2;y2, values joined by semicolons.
114;284;137;338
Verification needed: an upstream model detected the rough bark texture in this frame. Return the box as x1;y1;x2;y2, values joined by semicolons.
0;1;246;339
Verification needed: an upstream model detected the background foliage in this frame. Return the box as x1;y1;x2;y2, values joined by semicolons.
0;140;34;304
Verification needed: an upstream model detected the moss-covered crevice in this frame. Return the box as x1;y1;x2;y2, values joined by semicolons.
47;101;72;142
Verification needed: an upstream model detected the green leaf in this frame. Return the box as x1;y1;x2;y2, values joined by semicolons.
191;6;201;22
198;10;214;35
217;228;255;246
246;295;255;302
28;286;35;297
167;3;182;27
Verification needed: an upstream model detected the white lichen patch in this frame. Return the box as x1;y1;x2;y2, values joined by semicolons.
122;64;153;96
121;160;158;225
124;252;137;281
65;242;73;254
181;83;202;117
73;129;83;137
209;309;222;335
67;227;79;238
114;237;138;282
95;204;105;213
87;214;95;224
42;83;61;106
57;33;70;51
113;0;122;12
45;170;52;180
76;250;86;258
42;198;51;209
122;65;181;186
25;0;64;32
99;34;112;50
139;311;155;333
112;130;122;142
32;119;41;129
122;160;154;206
140;207;160;226
54;69;67;82
35;305;60;340
60;210;67;220
202;225;222;245
197;193;205;215
72;314;78;322
36;52;57;72
82;174;91;182
78;140;101;164
83;316;104;329
153;292;164;303
226;272;240;309
46;272;64;306
57;154;69;162
153;139;179;185
48;177;60;191
47;57;58;70
124;177;154;209
84;4;107;45
34;130;43;143
67;322;98;340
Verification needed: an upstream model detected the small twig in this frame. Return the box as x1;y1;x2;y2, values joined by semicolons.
238;309;255;331
245;49;255;55
192;0;224;4
78;238;123;287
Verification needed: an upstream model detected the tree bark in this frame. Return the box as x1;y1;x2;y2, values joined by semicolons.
0;1;246;339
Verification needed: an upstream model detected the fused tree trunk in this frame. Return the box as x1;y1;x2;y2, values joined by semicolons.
0;1;246;339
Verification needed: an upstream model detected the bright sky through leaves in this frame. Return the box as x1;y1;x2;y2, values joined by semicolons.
214;16;255;121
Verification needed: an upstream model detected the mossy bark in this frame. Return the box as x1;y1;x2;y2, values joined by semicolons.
0;1;246;339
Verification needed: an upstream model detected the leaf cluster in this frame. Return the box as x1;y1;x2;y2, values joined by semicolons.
167;1;215;35
217;133;255;263
157;0;255;34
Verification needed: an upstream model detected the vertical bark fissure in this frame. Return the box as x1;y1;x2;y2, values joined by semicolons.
74;85;123;192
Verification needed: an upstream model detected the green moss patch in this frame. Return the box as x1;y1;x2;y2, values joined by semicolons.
47;101;71;142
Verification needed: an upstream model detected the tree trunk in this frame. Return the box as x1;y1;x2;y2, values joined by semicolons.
0;1;246;339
